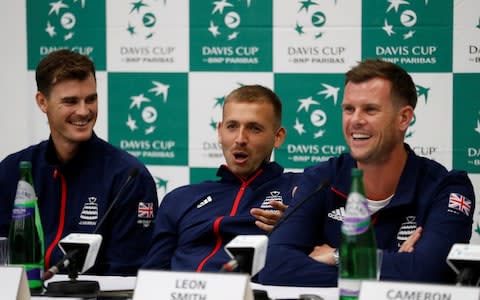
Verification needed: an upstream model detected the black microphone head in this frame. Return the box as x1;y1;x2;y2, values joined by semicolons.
129;168;139;178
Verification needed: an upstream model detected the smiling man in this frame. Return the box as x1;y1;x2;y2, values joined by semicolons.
142;85;299;272
259;59;475;286
0;49;158;276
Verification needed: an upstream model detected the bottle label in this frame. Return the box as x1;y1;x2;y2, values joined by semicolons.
342;192;370;236
339;278;361;299
25;263;43;289
11;204;35;220
14;180;37;204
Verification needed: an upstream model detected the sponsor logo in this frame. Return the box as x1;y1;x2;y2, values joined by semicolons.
396;216;416;247
207;0;252;42
79;196;98;226
197;195;213;208
44;0;87;42
125;81;170;136
381;0;423;41
293;83;340;139
327;207;345;221
260;191;283;209
294;0;332;40
125;0;165;40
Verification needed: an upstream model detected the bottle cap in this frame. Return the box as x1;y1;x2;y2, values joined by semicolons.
351;168;363;176
19;161;32;168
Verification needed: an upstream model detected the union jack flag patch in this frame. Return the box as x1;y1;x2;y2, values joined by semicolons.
138;202;154;219
448;193;471;216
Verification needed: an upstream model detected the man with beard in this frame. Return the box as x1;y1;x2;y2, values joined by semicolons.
143;84;298;272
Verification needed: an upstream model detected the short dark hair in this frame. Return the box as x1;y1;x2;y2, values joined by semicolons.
345;59;417;109
35;49;96;97
224;85;283;128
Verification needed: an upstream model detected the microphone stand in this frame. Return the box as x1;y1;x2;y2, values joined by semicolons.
45;257;100;297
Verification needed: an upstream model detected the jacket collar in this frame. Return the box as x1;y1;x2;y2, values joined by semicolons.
332;143;420;208
216;161;284;190
44;132;100;173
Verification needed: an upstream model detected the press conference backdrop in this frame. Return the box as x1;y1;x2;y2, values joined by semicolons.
0;1;479;243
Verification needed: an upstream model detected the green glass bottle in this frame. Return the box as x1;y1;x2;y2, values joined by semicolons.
338;168;377;300
8;161;45;293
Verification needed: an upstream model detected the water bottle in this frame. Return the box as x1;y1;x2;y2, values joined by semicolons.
338;168;377;300
8;161;45;292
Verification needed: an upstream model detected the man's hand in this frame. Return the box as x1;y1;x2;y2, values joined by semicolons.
398;226;423;253
309;244;336;265
250;200;288;233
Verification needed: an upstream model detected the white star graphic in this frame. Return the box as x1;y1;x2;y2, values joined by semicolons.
386;0;409;13
208;21;220;37
64;32;74;41
297;97;319;112
403;30;415;39
228;31;239;40
317;83;340;105
149;81;169;102
313;129;325;139
145;126;156;135
212;0;233;15
475;120;480;134
130;94;151;109
49;0;69;15
382;19;395;36
126;115;138;131
293;118;306;135
45;21;56;37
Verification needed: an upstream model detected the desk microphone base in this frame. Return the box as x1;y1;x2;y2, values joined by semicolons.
46;279;100;297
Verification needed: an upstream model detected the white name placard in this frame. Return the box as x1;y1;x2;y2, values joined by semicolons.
0;266;31;300
359;280;480;300
133;270;253;300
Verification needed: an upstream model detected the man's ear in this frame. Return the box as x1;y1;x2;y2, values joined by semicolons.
36;91;48;113
398;105;414;131
273;127;286;149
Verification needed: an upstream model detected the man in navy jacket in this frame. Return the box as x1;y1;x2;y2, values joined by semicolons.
142;85;298;272
259;59;475;286
0;49;158;276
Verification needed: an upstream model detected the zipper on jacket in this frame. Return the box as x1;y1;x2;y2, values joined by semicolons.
44;168;68;270
196;216;224;272
195;169;263;271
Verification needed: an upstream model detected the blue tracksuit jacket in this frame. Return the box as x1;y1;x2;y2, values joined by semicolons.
0;133;158;275
259;144;475;286
142;161;299;272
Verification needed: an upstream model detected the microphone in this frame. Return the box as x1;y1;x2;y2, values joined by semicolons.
222;235;268;276
269;180;330;236
447;243;480;286
43;249;76;281
43;168;139;296
220;258;240;273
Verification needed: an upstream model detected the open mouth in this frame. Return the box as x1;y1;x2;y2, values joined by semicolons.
352;133;370;141
233;151;248;162
71;120;88;126
70;119;92;128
